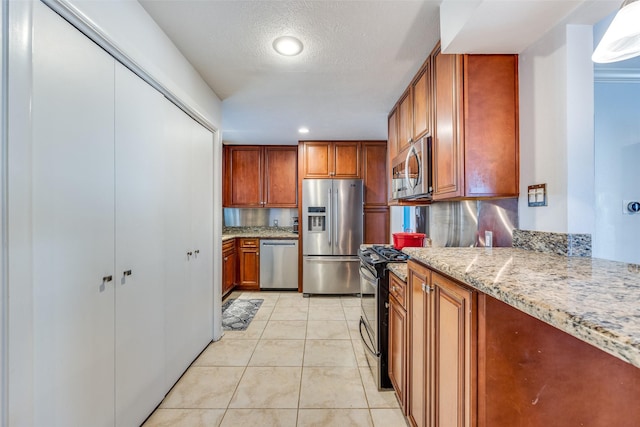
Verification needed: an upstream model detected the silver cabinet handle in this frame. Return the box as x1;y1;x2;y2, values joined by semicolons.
123;270;132;277
224;257;229;261
102;275;113;283
256;252;259;256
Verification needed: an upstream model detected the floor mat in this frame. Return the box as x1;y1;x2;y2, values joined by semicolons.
222;298;264;331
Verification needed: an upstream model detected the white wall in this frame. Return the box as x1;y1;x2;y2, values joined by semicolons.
518;24;595;236
593;82;640;264
6;1;223;424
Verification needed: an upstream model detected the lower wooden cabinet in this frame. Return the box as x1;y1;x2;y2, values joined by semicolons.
407;260;476;427
388;273;408;414
238;238;260;290
222;239;237;296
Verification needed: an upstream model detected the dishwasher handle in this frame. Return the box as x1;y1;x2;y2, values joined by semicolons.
261;241;297;246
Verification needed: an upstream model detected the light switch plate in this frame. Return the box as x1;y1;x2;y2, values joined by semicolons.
528;184;547;207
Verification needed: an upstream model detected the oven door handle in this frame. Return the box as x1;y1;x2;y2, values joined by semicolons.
359;317;380;357
359;265;378;284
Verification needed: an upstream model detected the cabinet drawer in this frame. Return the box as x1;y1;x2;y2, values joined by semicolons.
222;239;236;252
239;238;259;248
389;273;406;309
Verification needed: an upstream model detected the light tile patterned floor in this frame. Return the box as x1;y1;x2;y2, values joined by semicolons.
144;291;408;427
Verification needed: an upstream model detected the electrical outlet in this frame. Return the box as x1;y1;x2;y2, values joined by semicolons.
485;230;493;247
274;219;279;226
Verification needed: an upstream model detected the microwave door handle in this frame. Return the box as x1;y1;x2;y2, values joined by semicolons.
405;145;413;193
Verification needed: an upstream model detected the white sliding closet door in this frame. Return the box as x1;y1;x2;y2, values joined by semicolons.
32;3;115;426
164;102;196;385
189;121;214;350
114;63;166;426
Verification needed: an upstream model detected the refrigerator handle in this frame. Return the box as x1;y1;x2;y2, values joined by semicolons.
334;188;339;247
327;187;332;246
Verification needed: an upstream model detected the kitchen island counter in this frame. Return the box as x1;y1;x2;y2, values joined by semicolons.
403;247;640;369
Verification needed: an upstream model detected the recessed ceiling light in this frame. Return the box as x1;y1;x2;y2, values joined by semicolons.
273;36;304;56
298;127;309;134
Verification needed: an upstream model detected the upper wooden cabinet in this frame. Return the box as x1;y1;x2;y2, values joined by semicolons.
397;90;413;155
300;141;360;178
224;145;298;207
412;59;431;141
361;141;387;206
387;108;399;164
432;46;519;200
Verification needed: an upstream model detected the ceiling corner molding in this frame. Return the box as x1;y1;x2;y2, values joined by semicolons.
594;67;640;83
40;0;218;134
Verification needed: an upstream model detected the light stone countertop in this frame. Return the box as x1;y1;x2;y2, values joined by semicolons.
387;263;408;282
222;226;299;241
402;247;640;369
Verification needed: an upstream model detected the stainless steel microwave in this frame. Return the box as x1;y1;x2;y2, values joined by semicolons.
391;135;432;200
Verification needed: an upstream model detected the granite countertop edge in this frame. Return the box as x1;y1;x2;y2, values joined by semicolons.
402;247;640;370
222;227;299;240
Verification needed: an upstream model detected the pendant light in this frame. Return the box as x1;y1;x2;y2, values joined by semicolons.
592;0;640;63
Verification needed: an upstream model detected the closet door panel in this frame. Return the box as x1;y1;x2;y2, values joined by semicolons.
163;102;195;386
189;122;214;354
114;63;166;426
32;3;115;426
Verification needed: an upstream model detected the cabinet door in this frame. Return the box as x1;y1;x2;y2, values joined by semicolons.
412;60;431;140
407;261;432;427
433;49;464;200
32;4;115;425
362;141;388;206
388;108;399;163
333;141;360;178
264;146;298;207
389;295;408;414
363;207;390;244
225;146;262;206
114;63;166;427
238;247;260;290
464;55;519;197
302;141;332;177
432;272;476;427
223;245;237;296
398;90;413;153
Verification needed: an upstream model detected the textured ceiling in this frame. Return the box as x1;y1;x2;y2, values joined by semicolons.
139;0;442;145
139;0;620;145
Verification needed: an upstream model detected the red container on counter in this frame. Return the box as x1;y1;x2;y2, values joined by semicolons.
393;232;426;249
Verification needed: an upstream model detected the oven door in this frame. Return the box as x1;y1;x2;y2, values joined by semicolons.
359;262;379;357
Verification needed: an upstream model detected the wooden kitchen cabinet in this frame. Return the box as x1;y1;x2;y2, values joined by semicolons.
388;108;399;165
300;141;360;178
397;90;413;154
361;141;389;244
388;273;408;414
408;260;431;427
223;145;298;207
222;239;237;296
412;59;431;141
407;260;477;427
237;238;260;291
432;45;519;200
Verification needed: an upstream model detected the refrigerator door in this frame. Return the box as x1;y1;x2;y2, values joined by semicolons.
302;179;333;256
302;256;361;295
333;179;363;256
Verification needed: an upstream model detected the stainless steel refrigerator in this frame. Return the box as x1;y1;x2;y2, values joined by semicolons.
302;179;363;295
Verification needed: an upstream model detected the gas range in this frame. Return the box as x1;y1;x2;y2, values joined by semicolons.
358;245;409;273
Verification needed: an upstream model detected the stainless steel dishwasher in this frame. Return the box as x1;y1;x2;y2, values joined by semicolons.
259;240;298;290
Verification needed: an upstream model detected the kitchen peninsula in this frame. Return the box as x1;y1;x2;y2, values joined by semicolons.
399;245;640;426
